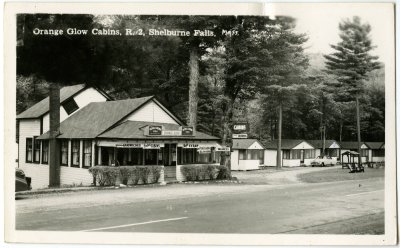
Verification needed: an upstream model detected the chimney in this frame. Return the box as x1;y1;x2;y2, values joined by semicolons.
49;83;61;187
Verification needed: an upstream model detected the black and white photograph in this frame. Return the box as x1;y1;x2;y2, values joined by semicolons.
4;2;396;246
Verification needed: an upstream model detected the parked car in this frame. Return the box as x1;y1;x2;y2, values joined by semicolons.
311;156;336;167
15;168;31;192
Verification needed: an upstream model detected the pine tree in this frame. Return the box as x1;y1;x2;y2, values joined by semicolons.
324;16;380;165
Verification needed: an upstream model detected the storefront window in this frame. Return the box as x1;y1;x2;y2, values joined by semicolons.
71;140;80;167
60;140;68;166
41;140;49;164
83;140;92;168
144;149;158;165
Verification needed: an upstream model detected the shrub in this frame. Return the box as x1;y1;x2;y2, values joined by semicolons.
180;165;195;181
139;167;151;184
150;166;162;183
88;166;119;186
216;165;231;180
205;165;218;180
131;167;140;185
119;166;132;185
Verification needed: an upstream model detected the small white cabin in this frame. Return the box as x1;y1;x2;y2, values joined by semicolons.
231;139;265;171
264;139;316;167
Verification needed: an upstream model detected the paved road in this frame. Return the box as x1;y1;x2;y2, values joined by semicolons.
16;175;384;234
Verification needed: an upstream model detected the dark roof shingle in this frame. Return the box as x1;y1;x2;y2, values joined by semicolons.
365;142;385;149
339;141;367;150
98;121;219;140
232;139;264;149
263;139;313;149
38;96;154;139
306;140;340;149
17;84;86;119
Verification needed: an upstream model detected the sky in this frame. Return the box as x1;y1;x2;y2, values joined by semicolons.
263;3;394;66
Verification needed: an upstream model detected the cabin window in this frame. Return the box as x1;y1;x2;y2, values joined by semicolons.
239;150;246;160
259;150;264;164
25;138;33;162
304;149;315;159
71;140;80;167
33;137;41;163
361;149;368;157
291;150;301;159
282;150;290;159
62;98;79;115
83;140;92;168
372;149;385;157
60;140;68;166
41;140;49;164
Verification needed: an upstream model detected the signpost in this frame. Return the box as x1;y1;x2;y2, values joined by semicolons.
232;122;248;139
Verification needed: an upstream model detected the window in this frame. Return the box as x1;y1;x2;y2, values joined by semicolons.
42;140;49;164
62;98;79;115
304;149;315;159
361;149;368;157
33;137;41;163
83;140;92;168
71;140;80;167
372;149;385;157
259;150;264;164
328;149;338;157
25;138;33;162
60;140;68;166
239;150;246;160
282;150;290;159
291;150;301;159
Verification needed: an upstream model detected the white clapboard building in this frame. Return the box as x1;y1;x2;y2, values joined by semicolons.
230;139;265;171
17;84;221;189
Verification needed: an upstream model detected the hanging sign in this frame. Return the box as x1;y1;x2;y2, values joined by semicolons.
232;134;248;139
182;126;194;136
197;147;211;153
116;143;143;148
144;143;164;149
149;126;162;135
216;146;231;152
162;130;182;136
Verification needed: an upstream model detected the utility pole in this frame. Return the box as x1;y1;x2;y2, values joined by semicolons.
49;83;61;187
356;96;362;166
276;103;282;169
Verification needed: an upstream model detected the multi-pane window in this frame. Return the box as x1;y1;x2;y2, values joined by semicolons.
304;149;315;159
61;140;68;166
361;149;368;157
291;150;301;159
33;137;41;163
41;140;49;164
239;150;246;160
372;149;384;157
83;140;92;168
282;150;290;159
26;138;33;162
71;140;80;167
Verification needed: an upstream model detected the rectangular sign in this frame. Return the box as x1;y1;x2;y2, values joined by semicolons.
143;143;164;149
181;126;194;136
233;122;248;134
216;147;230;152
232;133;248;139
149;125;162;135
197;147;211;153
162;130;182;136
181;144;199;148
116;144;143;148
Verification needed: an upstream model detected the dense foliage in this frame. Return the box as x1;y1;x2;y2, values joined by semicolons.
17;15;385;145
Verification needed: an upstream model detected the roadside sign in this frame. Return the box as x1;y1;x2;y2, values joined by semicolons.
216;147;230;152
232;134;248;139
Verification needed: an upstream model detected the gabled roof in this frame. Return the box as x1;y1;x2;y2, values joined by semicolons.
339;141;367;150
17;84;87;119
232;139;264;149
38;96;154;139
98;121;219;140
263;139;313;150
306;140;340;149
365;142;385;149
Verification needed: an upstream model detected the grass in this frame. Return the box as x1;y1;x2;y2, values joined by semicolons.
298;166;385;183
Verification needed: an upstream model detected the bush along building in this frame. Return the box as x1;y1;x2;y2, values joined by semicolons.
17;84;221;189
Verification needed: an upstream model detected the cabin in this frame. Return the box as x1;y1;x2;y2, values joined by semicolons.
306;140;341;161
365;142;385;162
230;139;265;171
17;84;221;189
263;139;316;167
339;141;369;163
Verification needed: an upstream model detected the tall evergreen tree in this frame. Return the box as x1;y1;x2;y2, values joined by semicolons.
324;16;380;164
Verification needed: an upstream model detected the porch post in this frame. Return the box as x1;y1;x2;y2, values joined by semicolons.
98;146;102;165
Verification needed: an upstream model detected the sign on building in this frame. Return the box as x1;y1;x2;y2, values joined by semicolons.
149;126;162;135
182;126;194;136
144;143;164;149
162;130;182;136
182;144;199;148
116;143;143;148
216;146;230;152
197;147;211;153
232;133;248;139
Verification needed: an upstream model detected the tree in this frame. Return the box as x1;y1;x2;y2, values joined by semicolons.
324;16;381;165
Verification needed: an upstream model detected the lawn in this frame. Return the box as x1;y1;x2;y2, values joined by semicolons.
298;167;385;183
